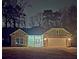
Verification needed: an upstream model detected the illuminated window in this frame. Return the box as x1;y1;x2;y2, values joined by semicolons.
16;38;23;45
16;38;19;44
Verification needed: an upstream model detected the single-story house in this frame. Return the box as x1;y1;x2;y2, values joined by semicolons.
10;27;72;47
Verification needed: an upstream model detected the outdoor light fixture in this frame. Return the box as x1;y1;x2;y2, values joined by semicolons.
44;38;47;40
68;38;71;41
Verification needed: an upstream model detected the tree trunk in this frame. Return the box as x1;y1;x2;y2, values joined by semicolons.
13;19;16;28
5;18;7;28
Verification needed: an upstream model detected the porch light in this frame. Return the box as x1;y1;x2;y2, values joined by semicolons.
68;38;71;41
44;38;47;40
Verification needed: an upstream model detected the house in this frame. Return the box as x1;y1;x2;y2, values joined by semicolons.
10;29;28;47
10;27;72;47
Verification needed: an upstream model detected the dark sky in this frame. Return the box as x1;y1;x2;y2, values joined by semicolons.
24;0;76;17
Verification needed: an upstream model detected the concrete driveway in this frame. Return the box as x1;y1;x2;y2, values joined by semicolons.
2;47;77;59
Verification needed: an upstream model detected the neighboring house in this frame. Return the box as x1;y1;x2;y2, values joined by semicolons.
10;29;28;47
10;27;72;47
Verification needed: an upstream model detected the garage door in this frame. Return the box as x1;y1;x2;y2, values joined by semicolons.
48;38;67;47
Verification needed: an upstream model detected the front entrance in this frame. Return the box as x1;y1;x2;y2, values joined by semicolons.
28;35;43;47
34;36;43;47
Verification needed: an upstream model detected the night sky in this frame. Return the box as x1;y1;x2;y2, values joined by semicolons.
24;0;77;16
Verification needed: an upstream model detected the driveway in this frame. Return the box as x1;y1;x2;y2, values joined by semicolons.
2;47;77;59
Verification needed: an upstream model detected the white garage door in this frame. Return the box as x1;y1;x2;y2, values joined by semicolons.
48;38;67;47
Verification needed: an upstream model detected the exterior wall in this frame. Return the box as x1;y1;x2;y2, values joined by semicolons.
44;33;68;38
11;36;16;47
23;35;28;47
66;37;72;47
28;35;44;47
11;32;28;47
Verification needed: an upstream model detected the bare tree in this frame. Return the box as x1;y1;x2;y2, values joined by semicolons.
2;0;31;28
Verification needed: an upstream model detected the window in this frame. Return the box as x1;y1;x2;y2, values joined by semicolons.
20;39;23;44
16;38;19;44
15;38;23;45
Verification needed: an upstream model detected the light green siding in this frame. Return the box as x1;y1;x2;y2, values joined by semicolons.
28;35;44;47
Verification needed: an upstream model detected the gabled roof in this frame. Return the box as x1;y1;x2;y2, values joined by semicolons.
9;27;72;36
10;29;28;36
44;28;72;36
27;27;46;35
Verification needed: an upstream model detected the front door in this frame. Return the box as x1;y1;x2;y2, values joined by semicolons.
34;35;43;47
35;38;43;47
